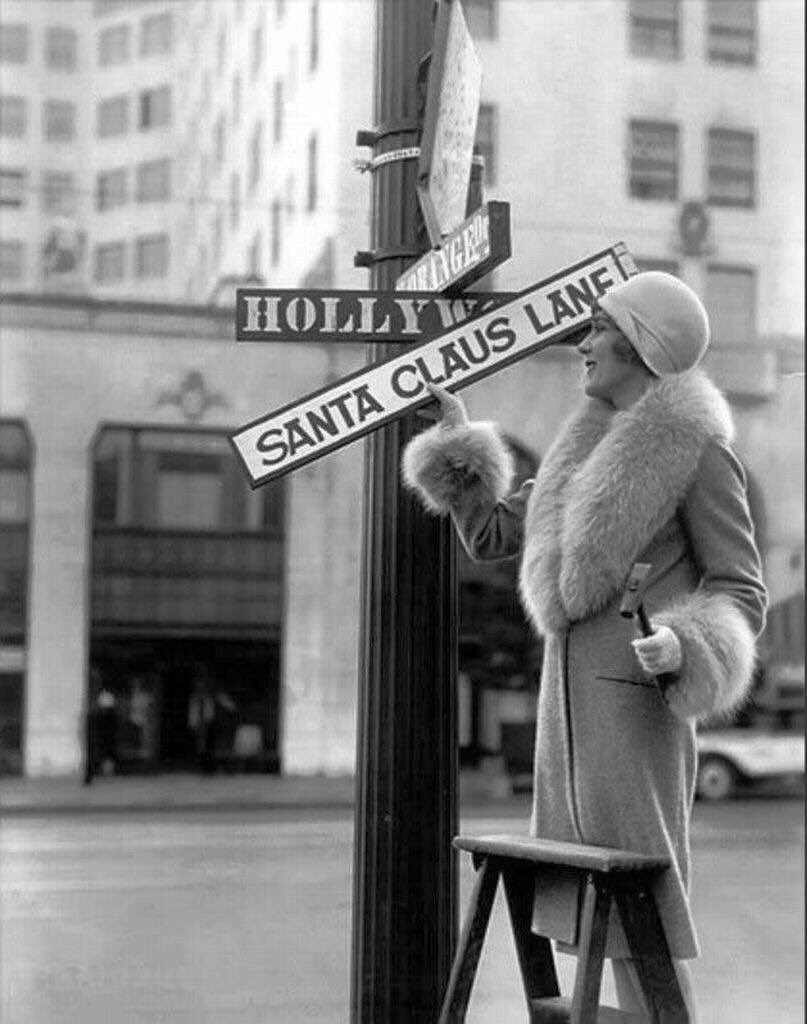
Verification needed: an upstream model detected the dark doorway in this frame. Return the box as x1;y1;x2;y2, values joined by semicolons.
89;636;280;773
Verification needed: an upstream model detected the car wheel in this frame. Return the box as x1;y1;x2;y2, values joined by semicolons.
696;756;737;801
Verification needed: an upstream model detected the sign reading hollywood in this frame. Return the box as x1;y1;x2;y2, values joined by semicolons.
395;201;510;295
418;0;482;244
236;285;516;343
231;244;638;487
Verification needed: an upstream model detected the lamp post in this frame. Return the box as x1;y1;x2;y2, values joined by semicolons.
350;1;458;1020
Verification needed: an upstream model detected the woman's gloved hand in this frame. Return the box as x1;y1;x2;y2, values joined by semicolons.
418;384;469;427
631;625;682;676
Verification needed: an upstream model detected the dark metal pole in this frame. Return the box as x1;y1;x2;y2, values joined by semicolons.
350;1;458;1021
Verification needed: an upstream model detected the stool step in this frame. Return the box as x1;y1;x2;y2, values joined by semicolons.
532;995;645;1023
454;834;670;874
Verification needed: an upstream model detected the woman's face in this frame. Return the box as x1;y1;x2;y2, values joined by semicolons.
576;307;644;404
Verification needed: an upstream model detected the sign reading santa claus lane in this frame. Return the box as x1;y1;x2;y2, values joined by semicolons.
230;243;637;487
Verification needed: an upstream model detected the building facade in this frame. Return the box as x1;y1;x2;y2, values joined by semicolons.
1;0;802;777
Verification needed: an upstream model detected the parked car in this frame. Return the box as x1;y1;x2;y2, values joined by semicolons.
696;728;805;800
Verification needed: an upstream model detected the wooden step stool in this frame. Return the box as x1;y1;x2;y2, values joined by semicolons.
439;834;690;1024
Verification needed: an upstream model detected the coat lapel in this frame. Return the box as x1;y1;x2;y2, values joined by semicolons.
520;370;735;633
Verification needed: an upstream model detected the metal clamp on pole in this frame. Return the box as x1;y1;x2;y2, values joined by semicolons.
354;146;422;174
354;245;423;268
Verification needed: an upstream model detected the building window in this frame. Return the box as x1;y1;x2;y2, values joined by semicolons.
0;23;28;63
0;423;30;524
91;427;284;534
0;96;27;138
136;158;171;203
629;0;680;60
708;128;755;207
94;241;126;283
0;240;24;282
230;171;240;229
140;11;173;57
0;169;25;208
139;85;171;129
273;79;283;142
135;234;169;278
306;133;318;211
42;171;76;214
217;24;226;72
93;0;137;15
44;100;76;141
249;121;263;190
232;73;241;125
98;23;130;66
464;0;497;40
214;114;225;164
310;1;319;71
251;16;263;77
707;0;756;65
0;420;31;774
707;265;756;345
285;175;295;220
628;120;678;200
271;198;281;266
97;95;128;137
96;167;127;210
46;27;77;71
249;231;262;276
212;210;222;266
475;103;496;187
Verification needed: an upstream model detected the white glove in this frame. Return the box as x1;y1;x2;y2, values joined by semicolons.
631;625;682;676
419;384;469;428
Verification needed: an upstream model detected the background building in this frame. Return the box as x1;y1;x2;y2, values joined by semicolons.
1;0;802;777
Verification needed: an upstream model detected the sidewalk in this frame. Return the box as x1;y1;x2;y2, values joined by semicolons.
0;764;523;816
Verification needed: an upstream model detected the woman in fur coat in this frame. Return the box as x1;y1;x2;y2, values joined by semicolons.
402;271;767;1019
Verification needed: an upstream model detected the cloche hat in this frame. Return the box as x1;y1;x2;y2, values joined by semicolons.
599;271;710;376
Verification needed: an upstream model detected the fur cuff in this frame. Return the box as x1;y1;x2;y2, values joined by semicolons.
654;592;757;722
401;421;513;515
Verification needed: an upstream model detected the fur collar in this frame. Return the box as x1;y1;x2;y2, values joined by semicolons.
518;370;734;634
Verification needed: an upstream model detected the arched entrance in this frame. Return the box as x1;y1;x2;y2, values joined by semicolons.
88;426;284;773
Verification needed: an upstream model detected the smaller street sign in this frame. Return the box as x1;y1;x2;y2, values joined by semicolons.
418;0;482;245
231;243;638;488
236;284;516;343
395;201;510;295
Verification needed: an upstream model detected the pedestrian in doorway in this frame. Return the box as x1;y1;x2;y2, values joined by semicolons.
84;677;118;784
188;669;236;774
402;272;768;1020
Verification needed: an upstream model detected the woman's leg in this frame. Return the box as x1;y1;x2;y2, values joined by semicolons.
611;957;697;1022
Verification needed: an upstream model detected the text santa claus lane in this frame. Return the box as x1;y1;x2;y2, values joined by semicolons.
230;246;636;485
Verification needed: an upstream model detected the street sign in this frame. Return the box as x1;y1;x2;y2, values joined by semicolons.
394;201;510;295
236;284;516;343
231;243;637;487
418;0;482;245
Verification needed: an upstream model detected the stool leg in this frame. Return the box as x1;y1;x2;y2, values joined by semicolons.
613;884;690;1023
501;863;561;1013
438;857;500;1024
569;874;611;1024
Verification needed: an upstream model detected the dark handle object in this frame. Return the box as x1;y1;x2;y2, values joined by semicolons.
635;602;677;694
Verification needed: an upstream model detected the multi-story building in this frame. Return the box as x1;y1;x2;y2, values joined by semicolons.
174;0;374;299
1;0;184;299
0;0;802;778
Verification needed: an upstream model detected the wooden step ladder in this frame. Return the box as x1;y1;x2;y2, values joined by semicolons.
439;834;690;1023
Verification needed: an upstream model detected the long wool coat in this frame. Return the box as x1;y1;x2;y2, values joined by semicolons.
402;370;767;958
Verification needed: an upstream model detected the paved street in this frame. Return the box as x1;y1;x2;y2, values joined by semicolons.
1;799;803;1024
